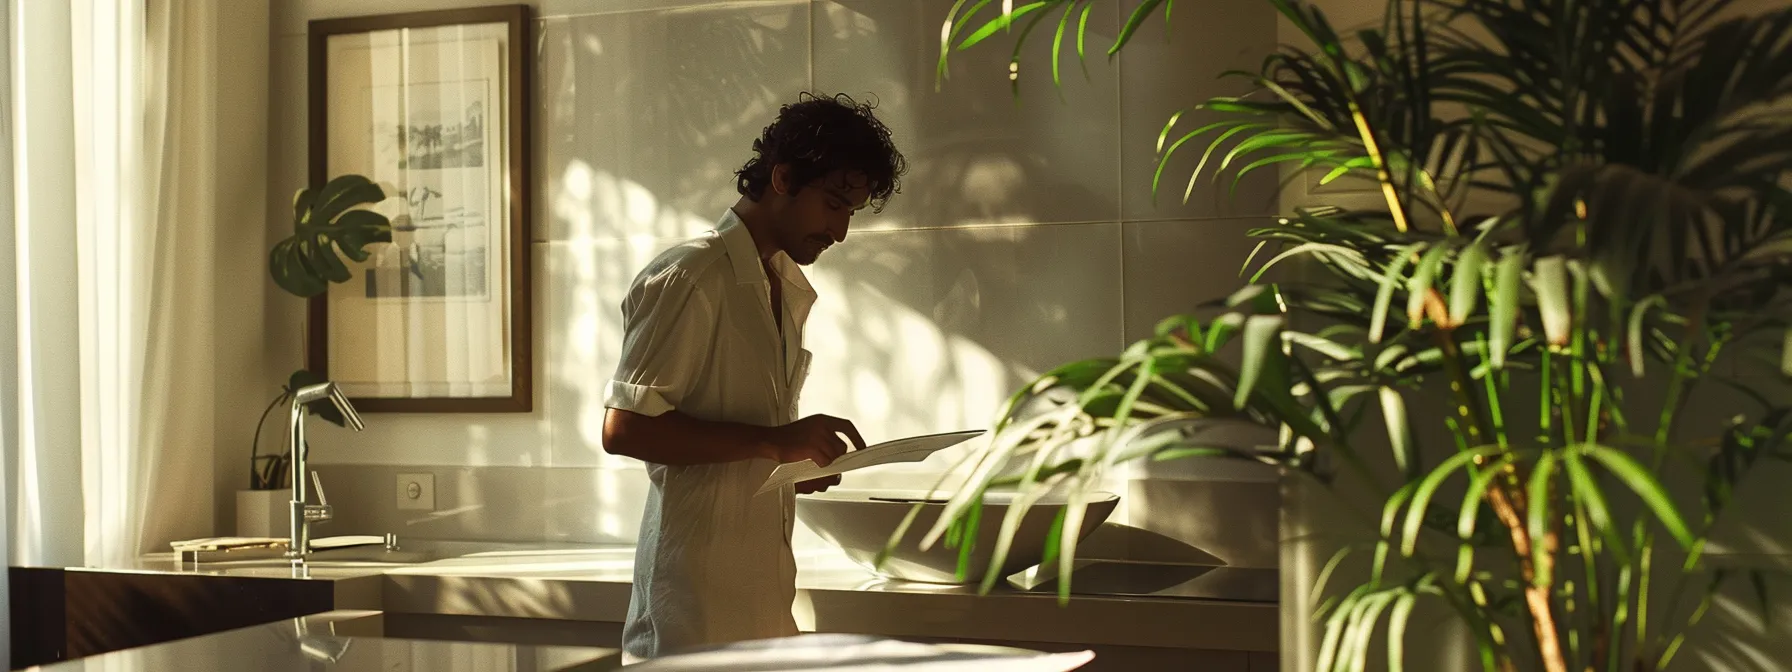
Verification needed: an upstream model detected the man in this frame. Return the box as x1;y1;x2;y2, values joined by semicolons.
601;92;907;660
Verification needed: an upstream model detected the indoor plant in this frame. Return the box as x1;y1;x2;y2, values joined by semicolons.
246;173;393;492
904;1;1792;670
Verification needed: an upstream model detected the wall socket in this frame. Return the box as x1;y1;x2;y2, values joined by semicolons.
396;473;436;511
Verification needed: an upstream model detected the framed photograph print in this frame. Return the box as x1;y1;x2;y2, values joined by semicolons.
308;5;533;413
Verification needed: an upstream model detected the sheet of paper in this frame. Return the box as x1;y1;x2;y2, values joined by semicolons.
311;535;386;550
169;536;287;552
756;429;985;496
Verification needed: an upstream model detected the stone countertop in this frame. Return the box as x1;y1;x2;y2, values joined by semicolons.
20;610;621;672
376;545;1280;652
71;541;1277;653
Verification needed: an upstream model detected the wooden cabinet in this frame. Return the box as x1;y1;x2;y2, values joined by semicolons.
10;566;335;668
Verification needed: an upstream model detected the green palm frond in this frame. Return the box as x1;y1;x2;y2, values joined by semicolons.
920;1;1792;670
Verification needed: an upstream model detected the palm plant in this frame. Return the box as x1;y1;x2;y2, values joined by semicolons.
901;1;1792;670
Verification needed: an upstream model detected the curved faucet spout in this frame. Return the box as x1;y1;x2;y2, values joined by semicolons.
286;380;364;560
292;381;365;432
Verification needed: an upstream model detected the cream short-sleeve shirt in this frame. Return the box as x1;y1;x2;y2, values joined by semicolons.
605;209;816;660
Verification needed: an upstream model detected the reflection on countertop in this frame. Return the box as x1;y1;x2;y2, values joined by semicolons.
108;539;626;579
21;611;621;672
48;538;1276;654
103;538;1276;606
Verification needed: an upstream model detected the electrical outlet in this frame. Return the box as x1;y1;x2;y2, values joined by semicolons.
396;473;435;511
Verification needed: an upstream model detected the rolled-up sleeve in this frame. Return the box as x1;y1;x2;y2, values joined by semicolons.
604;268;718;417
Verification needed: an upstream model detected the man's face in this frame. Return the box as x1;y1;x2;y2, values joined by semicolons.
769;167;871;265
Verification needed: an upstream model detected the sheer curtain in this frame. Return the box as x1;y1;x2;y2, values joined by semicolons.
75;0;218;567
72;0;151;571
0;1;14;665
122;0;218;562
4;0;218;571
9;0;84;570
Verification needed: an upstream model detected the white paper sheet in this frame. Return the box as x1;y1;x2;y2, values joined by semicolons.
310;535;386;550
755;430;985;496
169;536;287;552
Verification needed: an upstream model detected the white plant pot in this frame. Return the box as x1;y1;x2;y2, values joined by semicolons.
236;489;290;538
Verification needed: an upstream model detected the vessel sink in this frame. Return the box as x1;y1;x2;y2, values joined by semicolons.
795;488;1121;585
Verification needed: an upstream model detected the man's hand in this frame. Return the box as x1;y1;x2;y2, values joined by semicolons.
795;474;841;494
766;414;867;467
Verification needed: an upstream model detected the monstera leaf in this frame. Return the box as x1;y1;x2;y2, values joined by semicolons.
269;174;393;298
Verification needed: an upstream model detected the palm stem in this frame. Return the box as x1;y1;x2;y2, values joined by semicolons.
1653;303;1708;467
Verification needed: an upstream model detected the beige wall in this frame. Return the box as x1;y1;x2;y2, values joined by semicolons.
214;0;277;534
235;0;1792;667
253;0;1286;573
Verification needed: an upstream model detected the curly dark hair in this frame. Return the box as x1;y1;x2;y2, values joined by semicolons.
735;92;906;213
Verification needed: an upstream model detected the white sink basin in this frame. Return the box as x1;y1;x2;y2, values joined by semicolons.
795;488;1121;585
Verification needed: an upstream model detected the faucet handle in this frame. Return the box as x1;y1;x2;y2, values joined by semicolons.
304;471;334;523
311;471;329;506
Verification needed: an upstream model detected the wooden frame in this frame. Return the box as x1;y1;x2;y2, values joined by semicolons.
307;5;533;413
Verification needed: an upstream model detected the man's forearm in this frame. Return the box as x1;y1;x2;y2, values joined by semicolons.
602;407;777;465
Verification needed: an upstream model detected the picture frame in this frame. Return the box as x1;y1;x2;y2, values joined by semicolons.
307;5;533;413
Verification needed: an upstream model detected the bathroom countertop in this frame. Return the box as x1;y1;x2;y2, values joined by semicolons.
77;542;1276;653
20;610;622;672
65;554;394;612
379;544;1277;652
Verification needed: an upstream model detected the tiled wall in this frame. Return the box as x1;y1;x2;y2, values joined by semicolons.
268;0;1283;568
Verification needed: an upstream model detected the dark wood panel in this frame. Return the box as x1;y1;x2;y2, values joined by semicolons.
10;567;68;669
61;570;334;661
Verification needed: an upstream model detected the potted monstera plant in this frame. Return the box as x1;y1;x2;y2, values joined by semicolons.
238;174;392;536
906;1;1792;671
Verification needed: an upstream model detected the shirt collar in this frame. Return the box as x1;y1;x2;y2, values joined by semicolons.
717;208;816;298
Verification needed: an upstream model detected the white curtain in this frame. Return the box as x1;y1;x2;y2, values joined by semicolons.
0;0;13;665
73;0;217;567
9;0;84;569
3;0;217;571
72;0;150;571
130;0;218;559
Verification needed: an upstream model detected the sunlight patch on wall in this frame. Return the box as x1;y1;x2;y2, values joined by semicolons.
961;157;1025;208
800;267;1023;478
552;159;714;242
555;235;662;469
548;160;712;468
308;402;551;467
544;161;1057;479
817;0;880;42
596;467;623;538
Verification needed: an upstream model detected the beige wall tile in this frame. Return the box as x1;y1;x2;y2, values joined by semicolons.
536;4;811;243
1118;0;1278;221
813;0;1122;231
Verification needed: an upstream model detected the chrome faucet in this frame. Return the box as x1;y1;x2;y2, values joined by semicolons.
286;381;364;561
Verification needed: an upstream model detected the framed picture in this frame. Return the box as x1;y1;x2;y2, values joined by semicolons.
308;5;533;412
